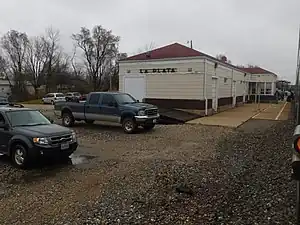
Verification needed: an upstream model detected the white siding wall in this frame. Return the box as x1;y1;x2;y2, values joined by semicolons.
146;74;204;99
233;70;246;97
205;60;247;103
119;59;205;99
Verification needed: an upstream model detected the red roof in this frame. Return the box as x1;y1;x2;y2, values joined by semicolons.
123;42;245;72
125;43;204;61
238;67;276;75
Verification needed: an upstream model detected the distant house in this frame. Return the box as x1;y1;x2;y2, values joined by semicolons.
276;80;291;91
0;78;35;97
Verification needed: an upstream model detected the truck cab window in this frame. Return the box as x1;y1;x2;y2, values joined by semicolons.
102;94;116;106
89;94;100;104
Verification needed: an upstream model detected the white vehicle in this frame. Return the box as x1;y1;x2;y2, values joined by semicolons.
42;93;66;105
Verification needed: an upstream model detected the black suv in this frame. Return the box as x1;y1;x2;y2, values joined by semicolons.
0;106;78;168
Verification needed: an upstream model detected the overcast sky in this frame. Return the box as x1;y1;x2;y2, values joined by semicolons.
0;0;299;82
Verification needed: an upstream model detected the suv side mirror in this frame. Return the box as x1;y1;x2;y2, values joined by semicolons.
0;123;9;130
49;119;54;124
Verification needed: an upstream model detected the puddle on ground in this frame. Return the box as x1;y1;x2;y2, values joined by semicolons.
70;154;96;165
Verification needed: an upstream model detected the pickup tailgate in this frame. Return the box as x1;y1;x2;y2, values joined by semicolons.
54;101;85;118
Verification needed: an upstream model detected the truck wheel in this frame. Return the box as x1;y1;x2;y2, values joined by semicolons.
122;118;137;134
62;112;75;127
11;143;30;169
143;124;155;131
85;120;94;124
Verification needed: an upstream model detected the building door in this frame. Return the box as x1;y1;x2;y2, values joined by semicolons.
232;81;236;106
212;78;218;111
124;76;146;102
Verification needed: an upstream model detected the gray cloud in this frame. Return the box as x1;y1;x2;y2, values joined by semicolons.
0;0;299;81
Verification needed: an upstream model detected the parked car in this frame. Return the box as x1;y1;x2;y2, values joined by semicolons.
79;94;87;102
65;92;82;102
54;92;160;133
0;96;9;106
0;106;77;168
42;93;66;105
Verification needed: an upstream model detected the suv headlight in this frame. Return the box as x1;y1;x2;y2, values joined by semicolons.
33;137;49;145
71;131;77;142
137;110;145;116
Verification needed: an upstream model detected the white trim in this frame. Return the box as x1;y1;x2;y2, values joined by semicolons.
120;57;205;65
121;55;247;74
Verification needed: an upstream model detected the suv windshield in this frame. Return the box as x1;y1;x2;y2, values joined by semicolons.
0;97;8;105
6;110;51;127
114;94;136;104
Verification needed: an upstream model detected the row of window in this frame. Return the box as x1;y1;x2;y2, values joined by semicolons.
250;82;272;95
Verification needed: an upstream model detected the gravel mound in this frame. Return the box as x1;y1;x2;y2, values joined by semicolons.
81;120;296;225
0;120;295;225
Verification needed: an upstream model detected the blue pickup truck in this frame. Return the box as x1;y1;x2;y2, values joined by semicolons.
54;92;160;133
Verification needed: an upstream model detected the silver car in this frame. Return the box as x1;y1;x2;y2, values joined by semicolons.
42;93;66;105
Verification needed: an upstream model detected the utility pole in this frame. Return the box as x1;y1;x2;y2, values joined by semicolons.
296;27;300;124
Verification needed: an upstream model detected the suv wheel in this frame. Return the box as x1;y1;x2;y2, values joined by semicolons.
51;100;55;105
11;143;29;169
62;112;75;127
122;118;137;134
143;124;155;131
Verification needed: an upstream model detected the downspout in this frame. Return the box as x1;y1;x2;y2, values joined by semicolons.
231;69;234;107
204;59;208;115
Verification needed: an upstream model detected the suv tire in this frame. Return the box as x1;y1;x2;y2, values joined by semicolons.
122;118;137;134
62;112;75;127
11;143;30;169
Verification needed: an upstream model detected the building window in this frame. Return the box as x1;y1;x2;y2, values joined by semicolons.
224;78;227;83
258;82;265;94
266;82;272;94
188;68;192;72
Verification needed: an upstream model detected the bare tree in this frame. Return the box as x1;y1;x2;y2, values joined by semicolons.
70;44;85;78
72;25;120;91
0;54;13;88
25;36;48;96
136;42;156;54
42;27;62;92
1;30;29;96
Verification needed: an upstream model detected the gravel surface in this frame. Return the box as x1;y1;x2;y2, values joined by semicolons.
0;115;296;224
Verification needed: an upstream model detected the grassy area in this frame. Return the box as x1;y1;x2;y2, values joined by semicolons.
20;99;43;104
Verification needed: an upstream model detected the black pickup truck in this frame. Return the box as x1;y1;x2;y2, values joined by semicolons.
54;92;160;133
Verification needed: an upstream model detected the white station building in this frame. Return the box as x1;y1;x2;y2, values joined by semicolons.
119;43;278;116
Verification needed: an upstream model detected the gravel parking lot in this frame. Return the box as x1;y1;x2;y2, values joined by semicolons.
0;105;297;225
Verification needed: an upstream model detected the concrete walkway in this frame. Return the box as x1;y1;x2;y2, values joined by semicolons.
187;102;289;128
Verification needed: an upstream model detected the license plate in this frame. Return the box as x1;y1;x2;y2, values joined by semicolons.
153;119;157;123
61;143;69;150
